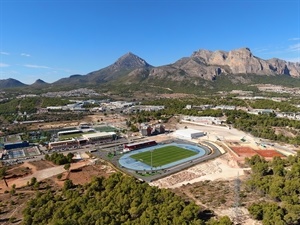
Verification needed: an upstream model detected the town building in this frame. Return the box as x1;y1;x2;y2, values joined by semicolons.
139;123;166;136
4;141;29;150
173;129;205;140
82;132;116;143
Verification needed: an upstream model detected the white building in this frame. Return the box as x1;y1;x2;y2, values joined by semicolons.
173;129;205;140
181;116;223;125
82;132;116;142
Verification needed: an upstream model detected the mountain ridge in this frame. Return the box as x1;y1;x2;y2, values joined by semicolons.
0;78;27;89
190;47;300;77
1;48;300;90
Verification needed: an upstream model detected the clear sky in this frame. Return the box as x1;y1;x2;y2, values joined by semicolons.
0;0;299;84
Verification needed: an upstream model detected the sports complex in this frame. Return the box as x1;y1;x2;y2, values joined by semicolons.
7;146;41;159
119;140;219;172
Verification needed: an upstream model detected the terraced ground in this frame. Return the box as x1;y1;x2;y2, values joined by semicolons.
130;146;197;167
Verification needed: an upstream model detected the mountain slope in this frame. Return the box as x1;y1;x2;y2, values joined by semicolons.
193;47;300;77
52;74;88;86
50;52;153;88
0;78;27;89
1;48;300;91
147;48;300;82
85;52;153;83
30;79;49;87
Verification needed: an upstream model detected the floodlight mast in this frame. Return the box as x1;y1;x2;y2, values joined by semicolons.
151;150;153;169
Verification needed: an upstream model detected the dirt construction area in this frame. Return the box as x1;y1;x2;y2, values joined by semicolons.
1;159;117;192
150;153;249;189
0;158;117;224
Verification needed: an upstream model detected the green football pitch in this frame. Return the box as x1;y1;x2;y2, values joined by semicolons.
95;126;117;132
130;145;198;167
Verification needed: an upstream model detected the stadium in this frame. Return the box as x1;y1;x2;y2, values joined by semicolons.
119;140;219;172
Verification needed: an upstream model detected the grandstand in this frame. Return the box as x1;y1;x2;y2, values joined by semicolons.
82;132;116;143
57;129;83;137
48;139;80;149
123;140;157;152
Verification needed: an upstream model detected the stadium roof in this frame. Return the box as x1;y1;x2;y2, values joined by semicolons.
57;130;82;135
125;140;156;147
82;132;115;139
174;129;204;135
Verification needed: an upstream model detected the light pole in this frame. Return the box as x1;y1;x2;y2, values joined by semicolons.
151;150;153;170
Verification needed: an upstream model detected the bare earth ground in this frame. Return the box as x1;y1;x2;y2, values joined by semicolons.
0;158;117;224
150;153;248;189
176;183;262;225
29;113;128;131
6;164;65;189
66;162;116;186
150;153;260;224
3;159;117;190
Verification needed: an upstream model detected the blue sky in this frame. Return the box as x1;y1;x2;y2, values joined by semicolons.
0;0;299;84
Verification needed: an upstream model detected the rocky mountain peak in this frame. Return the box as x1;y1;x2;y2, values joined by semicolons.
228;47;253;59
111;52;152;70
187;47;296;76
30;79;49;87
33;79;47;84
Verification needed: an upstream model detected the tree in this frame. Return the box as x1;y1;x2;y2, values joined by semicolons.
0;167;7;179
34;181;40;190
248;203;263;220
63;179;74;191
30;177;37;186
66;153;74;163
57;174;62;180
207;216;233;225
130;124;139;132
45;154;50;161
46;152;73;165
64;163;71;171
10;184;16;196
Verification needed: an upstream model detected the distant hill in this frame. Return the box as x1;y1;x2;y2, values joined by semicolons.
0;78;27;89
1;48;300;93
51;74;88;87
30;79;49;87
52;52;153;87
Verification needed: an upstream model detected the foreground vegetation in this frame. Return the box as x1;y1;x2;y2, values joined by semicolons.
16;152;300;225
225;110;300;144
45;152;74;165
246;153;300;225
22;173;232;225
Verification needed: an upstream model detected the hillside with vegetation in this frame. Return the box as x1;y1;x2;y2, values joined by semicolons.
225;110;300;144
22;173;232;225
132;97;300;145
246;153;300;225
19;153;300;225
1;47;300;95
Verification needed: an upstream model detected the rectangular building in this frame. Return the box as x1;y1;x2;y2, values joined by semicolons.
123;140;157;151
